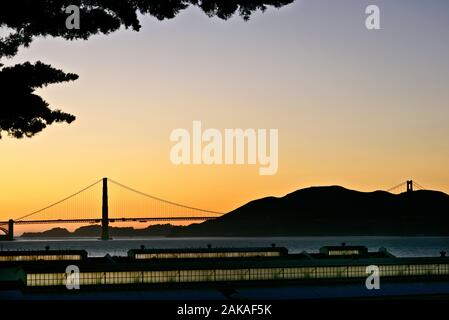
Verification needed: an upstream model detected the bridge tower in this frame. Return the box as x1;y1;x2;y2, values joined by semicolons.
101;177;110;240
406;180;414;193
8;219;14;241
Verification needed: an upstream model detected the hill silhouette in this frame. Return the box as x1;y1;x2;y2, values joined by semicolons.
177;186;449;236
21;224;181;238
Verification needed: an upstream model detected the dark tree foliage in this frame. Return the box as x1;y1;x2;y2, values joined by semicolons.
0;62;78;138
0;0;293;138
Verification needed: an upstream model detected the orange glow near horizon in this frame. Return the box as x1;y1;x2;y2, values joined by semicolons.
2;2;449;235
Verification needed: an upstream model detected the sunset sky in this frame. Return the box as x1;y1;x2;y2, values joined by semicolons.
1;0;449;233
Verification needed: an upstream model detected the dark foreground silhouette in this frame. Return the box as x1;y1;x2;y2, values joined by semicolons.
21;186;449;238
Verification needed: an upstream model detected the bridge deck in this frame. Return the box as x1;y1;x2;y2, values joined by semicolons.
0;217;216;225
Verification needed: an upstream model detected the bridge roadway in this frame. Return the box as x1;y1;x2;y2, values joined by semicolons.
0;216;216;225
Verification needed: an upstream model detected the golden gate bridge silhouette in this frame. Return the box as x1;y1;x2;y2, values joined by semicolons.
0;178;223;241
0;178;426;241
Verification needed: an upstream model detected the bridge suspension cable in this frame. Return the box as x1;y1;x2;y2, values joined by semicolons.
413;181;425;190
108;178;223;215
12;178;223;222
386;182;406;193
14;179;103;221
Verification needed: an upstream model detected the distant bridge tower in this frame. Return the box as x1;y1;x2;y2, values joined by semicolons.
8;219;14;241
406;180;414;193
101;177;110;240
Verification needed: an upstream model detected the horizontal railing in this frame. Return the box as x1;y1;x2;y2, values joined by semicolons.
0;217;216;225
